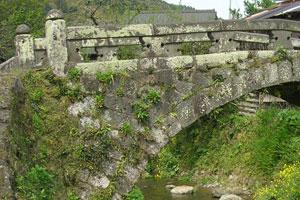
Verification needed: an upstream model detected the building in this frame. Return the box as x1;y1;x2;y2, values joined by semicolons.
247;0;300;20
130;10;218;25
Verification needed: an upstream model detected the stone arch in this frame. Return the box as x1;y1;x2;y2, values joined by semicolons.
72;51;300;199
162;54;300;140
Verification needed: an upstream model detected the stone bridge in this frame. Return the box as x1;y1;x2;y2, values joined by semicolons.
1;9;300;200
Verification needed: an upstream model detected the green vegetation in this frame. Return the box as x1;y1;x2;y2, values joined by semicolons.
146;103;300;196
96;70;116;84
90;185;115;200
80;0;194;25
180;42;211;55
17;165;55;200
146;89;161;104
0;0;47;62
68;68;82;82
133;88;161;123
95;94;105;108
272;47;291;63
133;100;151;123
244;0;275;16
255;163;300;200
67;192;80;200
121;122;133;136
125;186;144;200
117;45;143;60
9;69;124;199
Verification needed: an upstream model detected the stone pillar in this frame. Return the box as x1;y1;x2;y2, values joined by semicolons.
45;9;68;76
15;24;35;67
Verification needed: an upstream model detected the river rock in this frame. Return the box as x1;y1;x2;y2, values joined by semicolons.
212;187;227;197
219;194;243;200
166;184;176;190
171;186;194;195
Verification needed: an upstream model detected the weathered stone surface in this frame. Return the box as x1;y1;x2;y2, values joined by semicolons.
68;97;96;117
219;194;243;200
166;184;176;190
0;73;14;200
67;50;300;198
80;117;100;130
170;186;194;195
45;14;68;76
15;34;35;67
88;175;110;188
46;9;64;20
16;24;31;34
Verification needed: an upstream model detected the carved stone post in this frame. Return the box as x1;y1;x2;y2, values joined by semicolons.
15;24;35;67
45;9;68;76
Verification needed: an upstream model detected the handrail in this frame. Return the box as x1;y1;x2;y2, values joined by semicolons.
0;57;17;71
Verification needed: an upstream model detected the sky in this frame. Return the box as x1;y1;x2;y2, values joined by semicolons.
164;0;246;19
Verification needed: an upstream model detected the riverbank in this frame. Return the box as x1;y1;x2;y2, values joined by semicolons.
144;104;300;199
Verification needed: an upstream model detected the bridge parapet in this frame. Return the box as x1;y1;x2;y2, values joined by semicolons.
14;9;300;75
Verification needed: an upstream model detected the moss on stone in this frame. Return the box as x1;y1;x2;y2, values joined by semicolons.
8;68;121;199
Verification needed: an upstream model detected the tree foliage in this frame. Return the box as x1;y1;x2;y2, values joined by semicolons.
81;0;184;25
0;0;48;62
244;0;275;16
230;8;243;19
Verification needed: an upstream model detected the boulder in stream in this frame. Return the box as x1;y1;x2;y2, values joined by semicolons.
166;184;176;190
171;186;194;195
219;194;243;200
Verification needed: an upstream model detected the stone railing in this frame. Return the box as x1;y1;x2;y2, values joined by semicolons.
0;57;17;72
14;9;300;75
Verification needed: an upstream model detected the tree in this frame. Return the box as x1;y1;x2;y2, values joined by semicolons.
230;8;243;19
81;0;181;25
0;0;48;62
244;0;275;16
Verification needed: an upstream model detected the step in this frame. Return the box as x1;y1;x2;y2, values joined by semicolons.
237;102;260;108
248;93;258;98
238;111;255;117
239;107;257;113
245;98;260;103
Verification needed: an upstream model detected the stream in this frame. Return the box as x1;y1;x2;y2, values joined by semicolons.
138;179;215;200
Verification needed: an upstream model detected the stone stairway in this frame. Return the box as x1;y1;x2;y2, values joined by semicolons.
0;72;15;199
237;92;260;116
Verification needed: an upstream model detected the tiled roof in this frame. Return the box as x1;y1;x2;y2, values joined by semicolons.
247;0;300;20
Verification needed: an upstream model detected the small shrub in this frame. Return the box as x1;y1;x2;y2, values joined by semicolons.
278;109;300;134
121;122;133;135
157;149;180;178
32;113;43;134
67;192;80;200
133;101;150;122
67;84;84;102
68;68;82;82
29;89;44;103
116;83;125;97
95;94;105;109
17;165;55;200
125;186;144;200
96;71;115;84
99;123;112;135
145;89;161;104
272;47;291;63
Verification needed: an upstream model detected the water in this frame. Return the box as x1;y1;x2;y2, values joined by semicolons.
138;179;214;200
